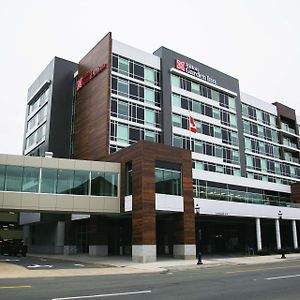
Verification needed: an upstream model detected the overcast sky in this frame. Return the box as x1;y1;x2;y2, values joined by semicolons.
0;0;299;155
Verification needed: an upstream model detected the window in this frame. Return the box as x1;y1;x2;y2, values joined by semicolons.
229;97;236;110
73;170;89;195
144;67;155;83
211;90;219;101
119;57;129;75
22;167;39;193
172;94;181;107
118;79;128;97
191;82;200;94
172;114;181;127
5;166;23;192
91;172;118;196
145;88;155;105
117;124;129;144
155;168;182;196
145;109;155;126
41;168;57;194
145;130;155;142
171;75;180;87
118;101;128;120
0;165;5;190
173;135;183;148
194;141;203;154
57;169;74;194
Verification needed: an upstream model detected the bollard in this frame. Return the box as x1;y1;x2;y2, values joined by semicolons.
197;252;203;265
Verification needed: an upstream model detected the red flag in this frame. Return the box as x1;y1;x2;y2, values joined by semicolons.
190;116;197;133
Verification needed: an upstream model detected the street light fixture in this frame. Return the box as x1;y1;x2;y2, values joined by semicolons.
278;210;286;259
195;204;203;265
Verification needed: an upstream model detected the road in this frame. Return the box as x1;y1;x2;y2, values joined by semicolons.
1;261;300;299
0;256;101;270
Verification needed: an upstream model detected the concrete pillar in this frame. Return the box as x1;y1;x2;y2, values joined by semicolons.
275;219;281;250
256;218;262;251
292;220;298;250
64;214;76;255
55;221;64;254
89;216;108;256
23;225;31;247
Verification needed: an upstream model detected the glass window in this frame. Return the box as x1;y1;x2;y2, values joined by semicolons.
173;135;182;148
245;138;251;150
243;120;250;133
229;97;236;110
73;170;89;195
91;172;118;196
117;124;128;144
172;94;181;107
118;79;128;97
0;165;5;191
144;67;155;83
171;75;180;87
118;101;128;120
57;169;74;194
211;90;219;101
214;127;222;139
145;88;155;104
5;166;23;192
213;108;220;119
145;130;156;142
232;150;240;164
155;168;182;196
119;57;129;75
261;159;267;172
230;114;237;127
194;161;204;170
194;141;203;154
41;168;57;193
216;146;223;158
145;109;155;126
231;132;238;146
270;115;276;126
246;156;253;168
193;101;201;113
257;110;263;122
191;82;200;94
22;167;39;193
233;169;241;176
172;114;181;127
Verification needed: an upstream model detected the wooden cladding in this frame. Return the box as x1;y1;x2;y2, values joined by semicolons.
73;32;112;161
108;141;195;246
291;183;300;204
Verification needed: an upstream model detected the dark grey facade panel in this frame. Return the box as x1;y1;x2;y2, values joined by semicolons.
153;47;246;176
48;57;77;158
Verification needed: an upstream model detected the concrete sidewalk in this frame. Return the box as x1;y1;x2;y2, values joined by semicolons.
1;253;300;279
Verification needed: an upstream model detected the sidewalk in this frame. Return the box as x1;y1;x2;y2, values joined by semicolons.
1;253;300;279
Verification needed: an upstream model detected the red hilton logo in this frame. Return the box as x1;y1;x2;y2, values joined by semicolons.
175;59;186;72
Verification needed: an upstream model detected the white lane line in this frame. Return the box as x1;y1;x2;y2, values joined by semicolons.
265;274;300;280
51;290;152;300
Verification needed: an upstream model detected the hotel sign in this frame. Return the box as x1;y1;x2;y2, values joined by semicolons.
175;59;217;85
76;63;106;92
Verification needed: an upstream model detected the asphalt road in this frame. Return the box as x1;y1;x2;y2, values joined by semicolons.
1;261;300;300
0;255;101;270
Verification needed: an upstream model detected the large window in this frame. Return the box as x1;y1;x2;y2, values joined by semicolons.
22;167;39;192
0;164;119;197
91;172;118;197
5;166;23;192
41;168;57;194
155;168;182;196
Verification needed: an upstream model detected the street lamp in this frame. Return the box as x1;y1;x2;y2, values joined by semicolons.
195;204;203;265
278;210;286;259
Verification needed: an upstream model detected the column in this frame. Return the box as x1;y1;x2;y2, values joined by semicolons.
64;214;76;255
275;219;281;250
292;220;298;250
256;218;262;251
55;221;65;254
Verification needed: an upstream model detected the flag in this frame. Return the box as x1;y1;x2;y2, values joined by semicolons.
190;116;197;133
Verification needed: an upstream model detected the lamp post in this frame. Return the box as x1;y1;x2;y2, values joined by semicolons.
195;204;203;264
278;210;286;259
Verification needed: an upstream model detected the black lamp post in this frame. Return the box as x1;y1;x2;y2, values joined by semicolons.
195;204;203;265
278;210;286;259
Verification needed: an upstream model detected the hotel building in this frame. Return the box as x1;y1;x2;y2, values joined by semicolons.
1;32;300;262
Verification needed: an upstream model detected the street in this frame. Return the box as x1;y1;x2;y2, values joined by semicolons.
1;260;300;299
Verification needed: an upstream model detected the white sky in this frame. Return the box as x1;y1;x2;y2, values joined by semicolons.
0;0;299;155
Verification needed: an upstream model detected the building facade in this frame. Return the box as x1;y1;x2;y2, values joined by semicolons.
9;32;300;262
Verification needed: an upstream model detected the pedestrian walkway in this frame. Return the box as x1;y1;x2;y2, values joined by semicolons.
1;253;300;279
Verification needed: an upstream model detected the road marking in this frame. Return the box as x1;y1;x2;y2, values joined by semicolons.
74;264;85;267
52;290;152;299
27;264;53;268
0;259;20;262
225;265;300;274
265;274;300;280
0;285;32;289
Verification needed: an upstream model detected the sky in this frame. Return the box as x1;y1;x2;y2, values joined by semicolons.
0;0;299;155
